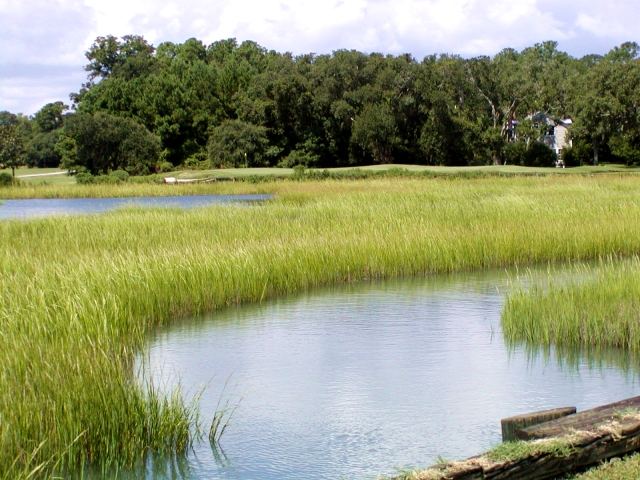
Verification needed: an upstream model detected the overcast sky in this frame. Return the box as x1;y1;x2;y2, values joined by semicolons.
2;0;639;115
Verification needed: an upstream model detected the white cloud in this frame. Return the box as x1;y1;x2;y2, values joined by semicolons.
576;12;630;38
0;65;85;114
2;0;640;114
0;0;94;66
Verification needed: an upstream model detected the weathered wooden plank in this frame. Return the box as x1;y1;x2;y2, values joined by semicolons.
501;407;576;442
415;421;640;480
501;423;640;480
518;395;640;440
399;398;640;480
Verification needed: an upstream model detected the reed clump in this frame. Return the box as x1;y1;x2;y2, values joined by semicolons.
3;176;640;477
502;257;640;351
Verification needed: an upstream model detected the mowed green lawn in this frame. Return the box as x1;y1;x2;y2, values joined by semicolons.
12;163;640;181
13;167;76;185
2;163;638;200
174;163;640;179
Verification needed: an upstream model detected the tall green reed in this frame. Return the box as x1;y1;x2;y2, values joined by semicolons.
503;256;640;351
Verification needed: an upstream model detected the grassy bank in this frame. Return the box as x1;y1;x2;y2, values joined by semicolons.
4;176;640;477
502;258;640;351
500;231;640;478
2;164;639;199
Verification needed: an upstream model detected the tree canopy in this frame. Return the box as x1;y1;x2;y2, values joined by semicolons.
4;37;640;175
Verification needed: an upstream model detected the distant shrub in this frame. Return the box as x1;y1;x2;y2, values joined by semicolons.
561;142;592;167
94;175;120;184
158;162;174;173
503;141;557;167
75;172;94;184
521;142;557;167
305;169;331;180
329;168;372;180
503;142;527;165
129;174;164;184
292;164;306;178
109;170;129;182
278;149;319;168
0;172;13;187
183;150;210;170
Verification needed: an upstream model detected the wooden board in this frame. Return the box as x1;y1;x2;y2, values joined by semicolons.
518;395;640;440
501;407;576;442
415;420;640;480
407;397;640;480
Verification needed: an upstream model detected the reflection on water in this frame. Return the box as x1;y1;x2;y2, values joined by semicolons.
508;342;640;379
134;266;640;480
0;194;273;219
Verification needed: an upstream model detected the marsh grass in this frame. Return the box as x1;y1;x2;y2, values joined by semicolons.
208;377;245;446
502;256;640;351
4;176;640;477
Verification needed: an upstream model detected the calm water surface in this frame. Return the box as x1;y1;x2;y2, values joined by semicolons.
140;267;640;480
0;195;273;219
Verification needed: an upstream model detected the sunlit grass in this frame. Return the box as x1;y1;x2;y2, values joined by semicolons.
502;257;640;351
3;176;640;477
2;166;639;199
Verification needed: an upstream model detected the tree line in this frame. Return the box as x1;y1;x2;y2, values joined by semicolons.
2;36;640;176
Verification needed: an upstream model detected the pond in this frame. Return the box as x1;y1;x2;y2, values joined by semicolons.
0;195;273;219
139;266;640;480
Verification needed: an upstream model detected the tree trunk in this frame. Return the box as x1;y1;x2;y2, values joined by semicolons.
593;137;599;166
493;153;501;166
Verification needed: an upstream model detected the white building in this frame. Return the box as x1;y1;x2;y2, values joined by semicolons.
531;112;573;156
542;114;573;158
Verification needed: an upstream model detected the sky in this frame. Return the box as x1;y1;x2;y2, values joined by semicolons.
1;0;639;115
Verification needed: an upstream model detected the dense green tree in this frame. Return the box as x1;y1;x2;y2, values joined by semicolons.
59;112;160;174
34;102;68;132
207;119;269;167
351;103;399;164
84;35;155;80
18;102;70;168
46;36;639;171
0;111;18;126
0;124;25;176
24;130;62;168
570;43;640;165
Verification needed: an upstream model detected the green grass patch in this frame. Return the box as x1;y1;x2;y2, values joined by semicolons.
573;453;640;479
502;257;640;351
485;438;576;462
13;167;67;176
2;164;640;199
4;176;640;477
176;163;640;180
12;168;76;186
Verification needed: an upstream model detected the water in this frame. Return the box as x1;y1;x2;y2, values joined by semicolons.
141;268;640;480
0;195;273;219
